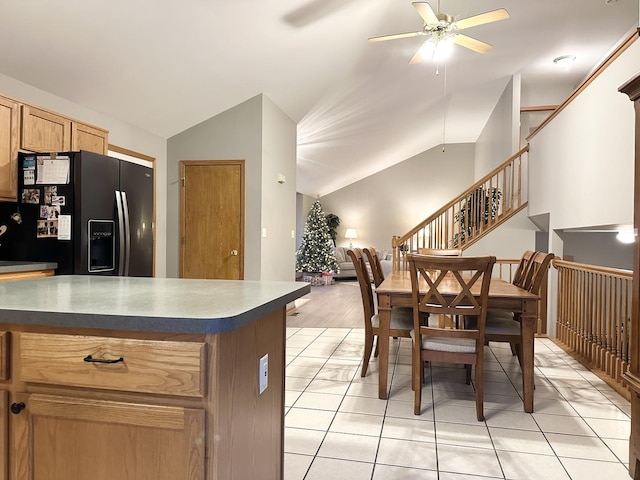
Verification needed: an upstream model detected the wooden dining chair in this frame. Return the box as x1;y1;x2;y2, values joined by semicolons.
481;251;555;366
511;250;535;287
363;247;385;288
407;253;495;420
347;248;413;377
417;248;463;256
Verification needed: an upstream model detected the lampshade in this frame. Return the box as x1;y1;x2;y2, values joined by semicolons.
345;228;357;248
344;229;357;239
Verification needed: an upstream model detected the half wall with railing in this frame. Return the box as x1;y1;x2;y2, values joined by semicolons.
553;258;632;396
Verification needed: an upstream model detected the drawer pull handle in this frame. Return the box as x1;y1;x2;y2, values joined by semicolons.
83;355;124;364
10;402;25;414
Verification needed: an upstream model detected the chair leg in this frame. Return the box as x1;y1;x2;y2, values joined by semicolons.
413;341;422;415
475;359;484;422
465;364;472;385
373;337;379;358
361;332;374;377
509;342;518;356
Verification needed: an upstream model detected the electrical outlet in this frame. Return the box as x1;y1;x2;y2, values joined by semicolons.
259;354;268;394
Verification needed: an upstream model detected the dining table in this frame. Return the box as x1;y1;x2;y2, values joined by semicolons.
376;270;540;413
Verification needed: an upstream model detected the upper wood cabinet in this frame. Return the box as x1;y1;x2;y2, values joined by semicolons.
20;105;72;153
0;94;110;201
20;105;108;155
0;96;19;200
72;121;108;154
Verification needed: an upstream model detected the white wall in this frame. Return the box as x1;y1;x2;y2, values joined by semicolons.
0;73;168;276
528;41;639;232
261;96;297;281
167;94;297;281
474;75;521;179
464;209;537;260
319;143;475;253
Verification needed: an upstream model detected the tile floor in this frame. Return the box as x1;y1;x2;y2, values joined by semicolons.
284;327;632;480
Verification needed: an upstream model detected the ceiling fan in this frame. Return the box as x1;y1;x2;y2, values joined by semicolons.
369;1;509;64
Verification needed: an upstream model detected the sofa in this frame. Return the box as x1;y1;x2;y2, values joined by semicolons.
332;246;393;279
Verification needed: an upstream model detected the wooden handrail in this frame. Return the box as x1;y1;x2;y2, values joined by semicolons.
392;145;529;272
553;258;632;277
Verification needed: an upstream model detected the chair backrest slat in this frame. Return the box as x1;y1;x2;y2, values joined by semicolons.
347;248;375;332
407;254;495;337
512;250;535;288
363;247;385;287
521;251;555;294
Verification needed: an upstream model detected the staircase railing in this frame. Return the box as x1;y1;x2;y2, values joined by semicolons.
392;145;529;271
553;258;632;397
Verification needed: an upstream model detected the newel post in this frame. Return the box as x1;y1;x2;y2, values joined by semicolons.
620;72;640;479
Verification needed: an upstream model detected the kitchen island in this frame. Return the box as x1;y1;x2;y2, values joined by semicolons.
0;275;309;480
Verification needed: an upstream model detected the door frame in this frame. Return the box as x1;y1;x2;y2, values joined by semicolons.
179;160;245;279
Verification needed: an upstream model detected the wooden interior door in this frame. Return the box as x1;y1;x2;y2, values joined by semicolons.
180;160;244;280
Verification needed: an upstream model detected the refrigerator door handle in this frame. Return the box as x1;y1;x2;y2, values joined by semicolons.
121;191;131;276
115;191;126;276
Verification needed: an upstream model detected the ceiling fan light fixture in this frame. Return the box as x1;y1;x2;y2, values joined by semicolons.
553;54;576;68
433;35;454;61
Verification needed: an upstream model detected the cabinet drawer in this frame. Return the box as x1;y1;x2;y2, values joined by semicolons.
19;333;206;397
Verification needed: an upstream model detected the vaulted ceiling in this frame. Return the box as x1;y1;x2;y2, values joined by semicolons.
0;0;637;196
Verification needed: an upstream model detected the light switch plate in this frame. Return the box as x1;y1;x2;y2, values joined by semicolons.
259;354;268;394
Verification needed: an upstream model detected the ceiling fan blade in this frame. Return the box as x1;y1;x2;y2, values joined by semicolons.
412;2;438;25
454;34;493;53
409;40;430;64
368;31;421;42
454;8;509;30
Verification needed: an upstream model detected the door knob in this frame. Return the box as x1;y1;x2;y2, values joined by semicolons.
10;402;25;414
231;250;238;256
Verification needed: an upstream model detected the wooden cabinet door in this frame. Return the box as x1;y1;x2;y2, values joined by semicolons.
0;392;7;480
10;393;205;480
20;105;71;153
0;96;18;200
71;122;108;154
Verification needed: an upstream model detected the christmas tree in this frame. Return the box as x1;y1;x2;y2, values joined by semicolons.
296;201;340;274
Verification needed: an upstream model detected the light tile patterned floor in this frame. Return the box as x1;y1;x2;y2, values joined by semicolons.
284;328;631;480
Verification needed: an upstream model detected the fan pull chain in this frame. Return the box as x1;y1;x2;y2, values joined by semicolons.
442;60;447;152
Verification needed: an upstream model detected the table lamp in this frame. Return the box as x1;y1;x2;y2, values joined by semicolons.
345;228;357;248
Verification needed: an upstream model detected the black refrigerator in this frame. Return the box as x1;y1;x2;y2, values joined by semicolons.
0;150;153;276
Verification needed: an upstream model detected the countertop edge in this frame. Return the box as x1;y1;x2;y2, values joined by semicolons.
0;261;58;274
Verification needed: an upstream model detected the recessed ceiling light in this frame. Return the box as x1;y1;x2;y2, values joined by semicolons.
553;55;576;68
